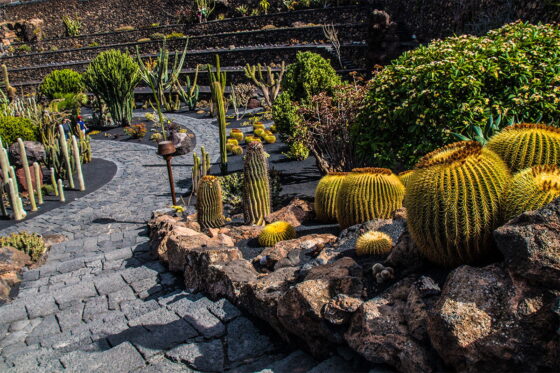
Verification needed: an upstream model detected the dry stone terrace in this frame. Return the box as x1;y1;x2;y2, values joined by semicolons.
0;114;370;372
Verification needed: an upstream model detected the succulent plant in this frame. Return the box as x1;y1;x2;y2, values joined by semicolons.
503;165;560;221
264;135;276;144
314;172;348;223
398;170;415;189
406;141;511;267
254;128;265;138
232;145;244;155
243;142;271;225
227;138;239;146
258;221;296;247
0;231;46;261
336;168;405;229
486;123;560;172
230;129;244;142
197;176;226;229
355;231;393;256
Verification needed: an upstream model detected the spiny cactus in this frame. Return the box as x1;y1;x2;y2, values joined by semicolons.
503;165;560;221
355;231;393;256
486;123;560;172
230;129;244;142
258;221;296;247
244;61;285;107
197;176;225;229
254;128;265;138
2;64;16;102
232;145;243;155
406;141;511;267
264;135;276;144
17;138;37;212
71;135;85;191
243;142;271;225
211;81;228;175
314;172;348;223
398;170;414;189
336;168;405;229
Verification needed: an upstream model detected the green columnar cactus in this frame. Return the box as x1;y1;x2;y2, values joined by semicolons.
33;162;43;205
18;138;37;212
208;55;226;92
50;167;58;196
58;179;66;202
398;170;415;189
211;81;228;175
197;175;225;229
192;152;201;194
355;231;393;256
336;168;405;229
406;141;511;267
58;125;74;189
244;61;285;107
7;179;24;220
314;172;348;223
2;64;16;102
486;123;560;172
258;221;296;247
181;65;200;111
71;136;85;191
243;141;271;225
503;165;560;221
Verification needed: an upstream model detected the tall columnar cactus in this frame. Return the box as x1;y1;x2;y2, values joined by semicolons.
503;165;560;221
336;168;405;229
50;167;58;196
196;176;225;229
58;125;74;189
406;141;511;267
17;138;37;212
1;64;16;102
211;81;228;175
486;123;560;172
7;179;24;220
244;61;285;107
191;146;211;195
398;170;415;189
243;142;271;226
208;55;226;92
33;162;43;205
314;172;348;223
0;140;25;220
58;179;66;202
71;136;85;191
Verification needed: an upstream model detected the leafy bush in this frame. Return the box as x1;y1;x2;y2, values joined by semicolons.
39;69;84;99
0;116;37;146
356;21;560;169
0;232;46;261
273;51;341;160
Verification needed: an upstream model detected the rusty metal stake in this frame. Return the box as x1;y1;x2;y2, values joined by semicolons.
164;155;177;206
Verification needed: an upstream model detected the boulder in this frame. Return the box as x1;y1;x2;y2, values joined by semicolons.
494;198;560;289
170;130;194;156
221;225;262;242
345;277;438;373
323;294;363;326
195;259;257;300
0;246;32;302
165;232;234;273
428;264;560;372
15;166;43;193
265;198;314;227
9;141;46;167
183;246;244;293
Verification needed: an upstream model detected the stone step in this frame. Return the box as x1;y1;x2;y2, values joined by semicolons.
59;341;146;372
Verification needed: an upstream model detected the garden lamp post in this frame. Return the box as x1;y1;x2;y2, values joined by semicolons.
157;141;177;206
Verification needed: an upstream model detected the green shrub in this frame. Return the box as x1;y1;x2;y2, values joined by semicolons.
356;21;560;169
0;232;46;261
273;52;340;159
0;116;38;146
39;69;84;99
17;44;32;53
84;50;141;126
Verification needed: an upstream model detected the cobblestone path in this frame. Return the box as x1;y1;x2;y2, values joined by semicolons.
0;116;358;372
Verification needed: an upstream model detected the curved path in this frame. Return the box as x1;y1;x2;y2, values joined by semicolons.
0;115;352;372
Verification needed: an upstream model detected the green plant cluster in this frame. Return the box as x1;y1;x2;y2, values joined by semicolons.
0;232;46;261
356;21;560;169
39;69;84;99
0;116;37;146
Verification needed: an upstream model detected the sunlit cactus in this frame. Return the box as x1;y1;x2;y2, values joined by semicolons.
314;172;348;223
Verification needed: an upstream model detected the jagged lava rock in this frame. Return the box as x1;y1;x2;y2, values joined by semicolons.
9;141;46;167
265;198;314;227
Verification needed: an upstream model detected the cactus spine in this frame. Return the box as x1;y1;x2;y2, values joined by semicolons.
406;141;511;267
58;125;74;189
258;221;296;247
503;165;560;221
336;168;405;229
211;81;228;175
33;162;43;205
71;135;85;191
243;142;271;225
314;172;348;223
486;123;560;172
58;179;65;202
18;138;37;212
355;231;393;256
196;176;225;229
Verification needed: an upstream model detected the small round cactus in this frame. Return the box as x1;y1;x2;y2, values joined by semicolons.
254;128;265;138
227;138;239;146
253;123;265;130
232;145;244;155
270;124;277;133
258;221;297;247
503;165;560;221
230;129;244;142
355;231;393;256
264;135;276;144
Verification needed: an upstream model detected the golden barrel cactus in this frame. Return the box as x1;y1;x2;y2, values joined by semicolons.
503;165;560;221
314;172;348;223
406;141;511;267
398;170;415;189
355;231;393;256
197;176;226;229
486;123;560;172
336;168;405;229
258;221;296;247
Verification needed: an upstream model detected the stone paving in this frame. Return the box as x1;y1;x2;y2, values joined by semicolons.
0;115;360;372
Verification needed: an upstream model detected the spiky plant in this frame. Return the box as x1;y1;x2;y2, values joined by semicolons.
336;168;405;229
230;129;244;142
232;145;243;155
314;172;348;223
355;231;393;256
486;123;560;172
258;221;296;247
243;142;271;225
406;141;511;267
264;135;276;144
503;165;560;221
398;170;415;189
197;176;225;229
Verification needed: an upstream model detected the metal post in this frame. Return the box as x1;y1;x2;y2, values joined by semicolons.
165;155;177;206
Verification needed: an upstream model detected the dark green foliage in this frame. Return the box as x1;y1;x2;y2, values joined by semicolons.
39;69;84;99
0;116;37;146
356;21;560;169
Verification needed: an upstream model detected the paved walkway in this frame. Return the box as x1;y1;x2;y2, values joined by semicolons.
0;115;354;372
